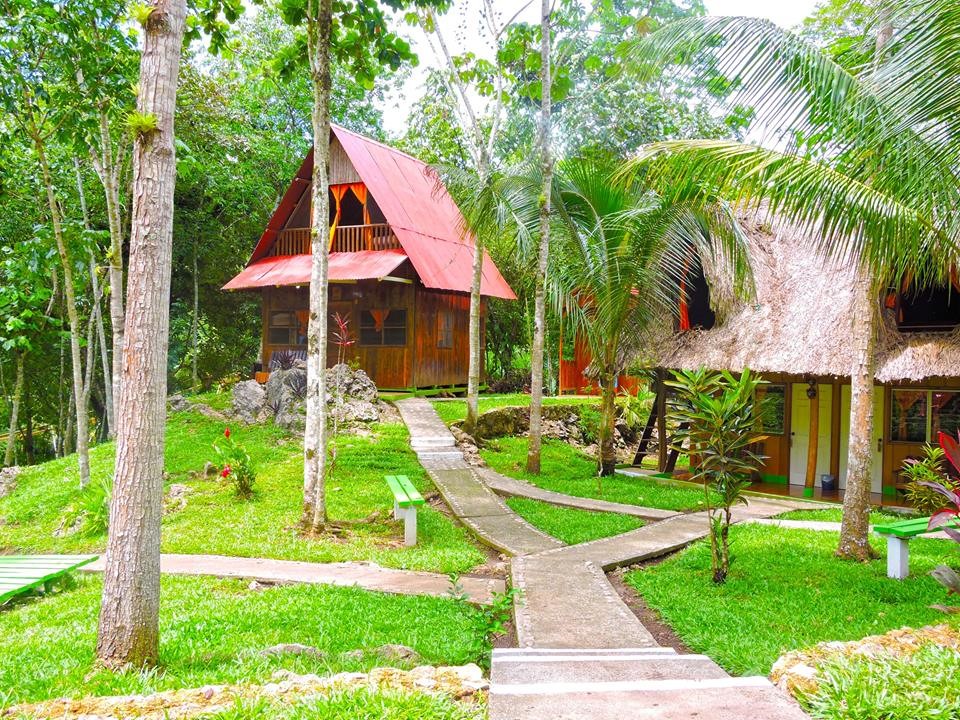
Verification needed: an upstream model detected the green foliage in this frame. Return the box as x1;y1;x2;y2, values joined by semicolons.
626;524;958;676
125;110;159;136
59;476;111;536
448;576;520;671
901;445;960;515
799;643;960;720
505;497;644;544
205;690;485;720
616;385;655;432
668;368;766;583
213;426;256;499
0;574;484;706
128;1;156;26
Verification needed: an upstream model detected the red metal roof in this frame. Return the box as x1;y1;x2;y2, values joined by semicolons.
234;125;515;300
223;250;409;291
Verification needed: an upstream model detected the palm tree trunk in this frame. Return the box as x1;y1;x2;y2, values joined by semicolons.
4;352;24;467
302;0;334;532
465;243;483;435
837;272;878;561
526;0;552;475
599;372;618;477
96;0;187;668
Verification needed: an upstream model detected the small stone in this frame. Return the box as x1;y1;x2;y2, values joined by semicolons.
200;686;215;700
414;677;437;689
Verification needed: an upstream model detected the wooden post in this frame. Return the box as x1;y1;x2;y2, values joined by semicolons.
656;369;668;473
829;380;841;481
804;380;819;498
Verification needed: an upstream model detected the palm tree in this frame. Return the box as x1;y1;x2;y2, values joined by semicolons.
550;154;751;478
625;0;959;559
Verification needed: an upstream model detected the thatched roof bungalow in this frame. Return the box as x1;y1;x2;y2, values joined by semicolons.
648;217;960;502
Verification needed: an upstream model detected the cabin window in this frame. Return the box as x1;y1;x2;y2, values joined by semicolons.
891;389;960;443
676;262;716;332
756;384;786;435
359;309;407;346
268;311;306;346
437;311;454;349
896;281;960;332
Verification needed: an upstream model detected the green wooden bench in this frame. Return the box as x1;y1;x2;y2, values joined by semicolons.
386;475;425;547
0;555;98;605
873;517;960;579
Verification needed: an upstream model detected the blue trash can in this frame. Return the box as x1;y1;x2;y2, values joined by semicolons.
821;474;837;494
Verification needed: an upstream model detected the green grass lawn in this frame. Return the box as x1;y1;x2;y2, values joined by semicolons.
431;394;600;425
504;497;643;545
626;524;960;677
206;691;484;720
0;410;486;574
777;507;916;525
0;574;484;707
481;436;712;511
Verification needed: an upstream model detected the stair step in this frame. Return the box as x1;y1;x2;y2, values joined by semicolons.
488;677;810;720
495;647;678;657
491;653;728;685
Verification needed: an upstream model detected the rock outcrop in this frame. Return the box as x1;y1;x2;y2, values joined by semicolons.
0;466;19;499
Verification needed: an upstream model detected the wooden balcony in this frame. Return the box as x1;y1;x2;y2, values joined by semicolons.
270;224;401;256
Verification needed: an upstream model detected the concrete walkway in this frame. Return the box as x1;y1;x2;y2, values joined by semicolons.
398;398;815;719
82;553;504;605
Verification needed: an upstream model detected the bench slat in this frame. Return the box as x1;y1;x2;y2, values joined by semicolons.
0;555;98;605
875;516;960;538
394;475;425;507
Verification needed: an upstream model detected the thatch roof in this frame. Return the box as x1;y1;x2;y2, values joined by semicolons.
653;217;960;383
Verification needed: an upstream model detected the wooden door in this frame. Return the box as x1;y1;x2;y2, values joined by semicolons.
756;383;790;483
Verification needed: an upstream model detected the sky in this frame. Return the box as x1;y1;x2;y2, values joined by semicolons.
380;0;821;134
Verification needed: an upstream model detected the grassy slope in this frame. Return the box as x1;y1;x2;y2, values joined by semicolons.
0;575;483;707
481;436;712;511
430;394;600;425
777;507;914;524
0;410;485;574
626;524;959;676
505;497;643;544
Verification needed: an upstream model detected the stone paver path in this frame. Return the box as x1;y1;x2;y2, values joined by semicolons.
477;467;677;521
83;553;504;604
399;398;814;719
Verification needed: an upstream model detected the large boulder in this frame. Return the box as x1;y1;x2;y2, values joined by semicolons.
262;363;381;431
0;466;19;499
232;380;267;424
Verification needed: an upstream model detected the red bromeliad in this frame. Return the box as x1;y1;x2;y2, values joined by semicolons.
920;430;960;543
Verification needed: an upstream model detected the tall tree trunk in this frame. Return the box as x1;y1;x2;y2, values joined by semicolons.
599;371;618;478
24;379;34;465
465;243;484;434
837;272;878;561
96;0;187;668
526;0;553;475
32;136;90;488
4;352;24;467
95;106;127;439
76;157;115;438
191;238;199;388
302;0;334;532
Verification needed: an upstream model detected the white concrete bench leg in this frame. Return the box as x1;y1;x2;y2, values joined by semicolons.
402;507;418;547
393;500;400;520
887;536;910;580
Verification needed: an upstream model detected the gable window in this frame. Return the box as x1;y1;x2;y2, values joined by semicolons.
360;309;407;346
676;261;716;332
894;277;960;332
268;311;307;346
437;311;454;349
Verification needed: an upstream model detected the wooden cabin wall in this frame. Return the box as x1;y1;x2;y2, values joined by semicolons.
412;289;480;388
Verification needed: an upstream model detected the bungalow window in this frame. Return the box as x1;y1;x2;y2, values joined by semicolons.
437;311;454;349
676;262;716;332
756;384;786;434
894;279;960;332
268;311;306;346
890;389;960;442
360;309;407;346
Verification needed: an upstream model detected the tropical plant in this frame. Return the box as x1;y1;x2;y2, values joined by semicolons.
901;445;960;515
213;427;256;499
910;431;960;595
668;368;766;583
549;153;751;480
60;476;112;537
625;0;960;561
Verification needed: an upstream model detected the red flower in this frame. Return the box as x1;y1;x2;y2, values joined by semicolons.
224;427;231;439
221;465;232;478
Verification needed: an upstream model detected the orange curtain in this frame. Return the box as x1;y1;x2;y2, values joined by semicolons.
349;183;372;248
295;310;309;343
328;185;349;249
678;258;691;331
369;308;389;331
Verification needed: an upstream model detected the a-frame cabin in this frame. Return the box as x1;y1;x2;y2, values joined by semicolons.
224;125;515;391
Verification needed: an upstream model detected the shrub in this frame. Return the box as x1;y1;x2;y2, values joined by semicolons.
60;477;111;536
668;369;766;584
902;444;960;514
213;427;256;499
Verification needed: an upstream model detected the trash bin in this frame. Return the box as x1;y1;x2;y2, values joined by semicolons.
821;474;838;494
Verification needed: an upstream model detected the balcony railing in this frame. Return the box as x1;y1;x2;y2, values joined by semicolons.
270;224;401;256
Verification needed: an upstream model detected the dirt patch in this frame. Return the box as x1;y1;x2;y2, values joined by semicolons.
607;566;692;654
